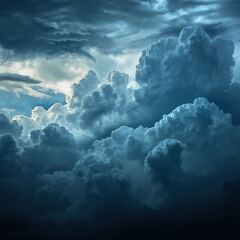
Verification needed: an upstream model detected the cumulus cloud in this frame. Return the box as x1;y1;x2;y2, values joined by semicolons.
13;27;240;140
79;98;240;207
12;27;240;143
0;113;22;137
2;26;240;238
16;70;133;140
2;97;240;238
144;139;184;188
22;123;81;174
134;26;240;125
67;70;134;136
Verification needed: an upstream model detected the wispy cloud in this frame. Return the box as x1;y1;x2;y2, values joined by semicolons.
0;73;41;84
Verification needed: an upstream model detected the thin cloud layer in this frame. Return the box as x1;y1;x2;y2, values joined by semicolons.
135;26;239;124
0;73;41;84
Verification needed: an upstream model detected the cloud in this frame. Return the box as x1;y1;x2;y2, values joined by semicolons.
0;73;41;84
134;26;240;125
13;27;240;139
2;97;240;238
0;0;162;60
0;0;237;63
2;26;240;238
18;70;134;139
67;70;133;136
144;139;184;188
0;134;21;178
0;85;66;118
0;113;22;137
22;123;80;174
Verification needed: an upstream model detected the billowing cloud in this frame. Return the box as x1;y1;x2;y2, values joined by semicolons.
0;0;161;60
13;27;240;138
1;26;240;238
16;70;134;139
0;113;22;137
134;26;240;125
22;123;80;174
1;97;240;238
68;70;134;136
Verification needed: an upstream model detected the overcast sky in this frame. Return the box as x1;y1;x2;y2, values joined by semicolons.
0;0;240;94
2;1;240;239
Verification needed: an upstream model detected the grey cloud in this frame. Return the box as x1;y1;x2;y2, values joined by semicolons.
13;97;239;236
1;99;240;238
67;71;100;109
0;73;41;84
0;134;20;177
77;98;240;209
67;70;133;137
166;0;216;11
2;26;240;238
22;123;80;174
0;113;22;137
17;27;239;141
0;0;236;61
134;26;239;125
144;139;184;188
0;0;162;60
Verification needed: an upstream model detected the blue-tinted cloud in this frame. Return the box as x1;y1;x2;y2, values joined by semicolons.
1;97;240;238
134;26;240;125
0;113;22;137
0;0;239;62
0;73;41;84
1;26;240;238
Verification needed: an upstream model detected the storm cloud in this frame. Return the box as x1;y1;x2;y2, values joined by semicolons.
134;26;240;125
2;97;240;238
0;0;239;62
1;26;240;239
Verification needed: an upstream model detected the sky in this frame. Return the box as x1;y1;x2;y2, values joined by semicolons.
1;0;240;239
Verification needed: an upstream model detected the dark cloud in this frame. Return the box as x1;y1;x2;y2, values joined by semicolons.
17;27;240;137
0;134;21;180
1;26;240;239
1;97;240;238
0;0;238;61
0;113;22;137
134;26;240;125
145;139;184;188
22;123;80;174
0;73;41;84
67;70;133;137
219;0;240;18
0;0;161;59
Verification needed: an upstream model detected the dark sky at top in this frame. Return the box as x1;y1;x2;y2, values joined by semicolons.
0;0;239;60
